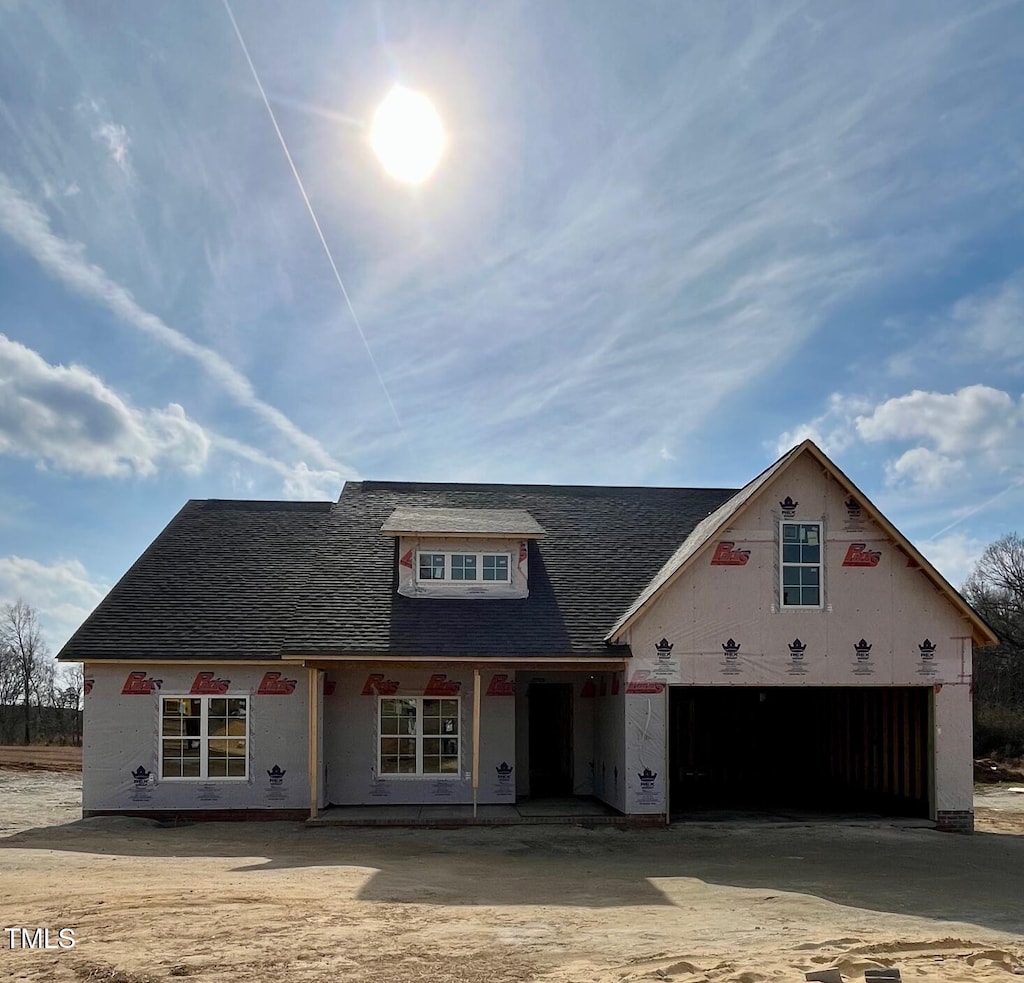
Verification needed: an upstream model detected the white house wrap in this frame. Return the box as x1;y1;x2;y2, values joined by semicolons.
60;441;995;832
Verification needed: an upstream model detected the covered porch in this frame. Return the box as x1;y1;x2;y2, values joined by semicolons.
285;657;629;819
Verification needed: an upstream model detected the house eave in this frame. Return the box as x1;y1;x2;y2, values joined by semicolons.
282;652;629;671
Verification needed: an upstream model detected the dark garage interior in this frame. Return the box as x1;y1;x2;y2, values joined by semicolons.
668;686;932;818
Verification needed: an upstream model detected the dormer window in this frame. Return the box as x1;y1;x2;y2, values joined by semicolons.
417;551;511;583
382;506;544;600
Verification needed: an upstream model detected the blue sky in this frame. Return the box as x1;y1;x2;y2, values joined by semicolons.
1;1;1023;652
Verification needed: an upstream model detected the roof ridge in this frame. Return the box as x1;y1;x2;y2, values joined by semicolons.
346;480;740;494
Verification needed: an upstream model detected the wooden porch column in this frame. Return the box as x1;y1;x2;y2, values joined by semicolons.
472;668;481;817
307;667;320;820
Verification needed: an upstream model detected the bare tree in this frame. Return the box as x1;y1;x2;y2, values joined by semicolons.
0;600;47;744
964;535;1024;756
964;533;1024;652
55;663;84;745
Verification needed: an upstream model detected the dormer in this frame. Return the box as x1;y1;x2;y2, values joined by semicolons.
382;507;546;599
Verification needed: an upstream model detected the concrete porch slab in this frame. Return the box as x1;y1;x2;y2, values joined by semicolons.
307;797;638;827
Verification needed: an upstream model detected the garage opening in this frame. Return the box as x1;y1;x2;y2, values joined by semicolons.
669;686;931;818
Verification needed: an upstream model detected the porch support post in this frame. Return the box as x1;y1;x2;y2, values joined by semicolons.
472;668;481;817
308;667;319;820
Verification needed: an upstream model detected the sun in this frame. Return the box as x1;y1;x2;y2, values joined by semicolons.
370;84;446;185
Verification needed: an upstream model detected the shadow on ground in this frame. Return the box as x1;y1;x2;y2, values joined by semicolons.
2;818;1023;934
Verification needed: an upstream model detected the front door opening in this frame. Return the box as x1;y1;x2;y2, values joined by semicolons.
528;682;573;796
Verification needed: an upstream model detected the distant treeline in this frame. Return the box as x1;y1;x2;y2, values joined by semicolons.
0;704;82;746
965;534;1024;758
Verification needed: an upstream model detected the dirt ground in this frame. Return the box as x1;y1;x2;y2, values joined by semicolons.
1;769;1023;983
0;744;82;773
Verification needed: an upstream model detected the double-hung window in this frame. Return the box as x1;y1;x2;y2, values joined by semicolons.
416;551;511;584
781;521;822;607
160;696;249;779
379;697;460;776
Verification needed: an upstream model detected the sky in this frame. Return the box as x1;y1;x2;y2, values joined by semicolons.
0;1;1023;654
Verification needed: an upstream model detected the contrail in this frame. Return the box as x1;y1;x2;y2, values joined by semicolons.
222;0;404;432
930;476;1024;540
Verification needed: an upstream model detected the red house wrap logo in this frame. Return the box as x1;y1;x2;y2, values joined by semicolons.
843;543;881;567
361;673;400;696
485;673;515;696
711;541;750;566
121;671;162;695
257;671;297;695
625;671;664;694
83;678;94;695
190;672;230;695
399;549;414;569
424;673;461;696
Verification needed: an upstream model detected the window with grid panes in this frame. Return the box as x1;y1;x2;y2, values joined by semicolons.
160;696;248;779
415;551;511;583
482;554;508;581
378;697;460;776
419;553;445;580
781;521;822;607
450;554;477;580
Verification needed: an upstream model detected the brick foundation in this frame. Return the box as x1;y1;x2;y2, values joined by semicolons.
935;809;974;834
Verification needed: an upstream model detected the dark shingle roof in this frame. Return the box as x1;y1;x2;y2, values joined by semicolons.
58;481;736;662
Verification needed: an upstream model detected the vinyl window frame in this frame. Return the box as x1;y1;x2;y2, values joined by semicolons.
158;695;250;781
779;520;824;609
377;696;462;779
415;550;512;584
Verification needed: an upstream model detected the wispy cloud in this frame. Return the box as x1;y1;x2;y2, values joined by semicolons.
0;555;108;653
212;434;342;500
0;333;209;477
887;271;1024;379
75;97;135;178
775;394;876;457
0;333;345;497
917;531;987;590
0;175;354;477
345;4;1018;482
93;121;132;176
948;275;1024;369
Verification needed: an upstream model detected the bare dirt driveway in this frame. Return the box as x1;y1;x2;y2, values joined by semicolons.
1;766;1023;983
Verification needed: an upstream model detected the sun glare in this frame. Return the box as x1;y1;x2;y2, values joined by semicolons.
370;85;445;185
